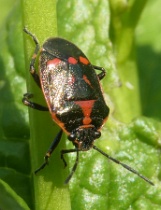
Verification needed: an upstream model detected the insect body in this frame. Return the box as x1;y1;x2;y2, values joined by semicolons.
40;37;109;140
23;28;154;185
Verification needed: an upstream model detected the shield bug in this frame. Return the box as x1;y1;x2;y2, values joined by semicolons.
23;28;154;185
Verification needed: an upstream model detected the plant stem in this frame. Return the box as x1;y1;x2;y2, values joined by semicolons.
21;1;71;209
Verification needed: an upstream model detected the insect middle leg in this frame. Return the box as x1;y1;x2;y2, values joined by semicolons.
22;93;48;111
92;65;106;80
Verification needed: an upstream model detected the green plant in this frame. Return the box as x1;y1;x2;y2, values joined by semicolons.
0;0;160;209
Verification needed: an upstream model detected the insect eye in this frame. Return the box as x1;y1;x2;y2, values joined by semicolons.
94;131;101;139
68;133;75;141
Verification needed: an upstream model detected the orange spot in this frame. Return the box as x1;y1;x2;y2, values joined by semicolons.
83;117;92;125
83;75;91;86
47;58;61;66
68;57;78;64
79;56;89;65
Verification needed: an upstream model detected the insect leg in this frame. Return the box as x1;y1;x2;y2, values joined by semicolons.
35;129;63;174
92;65;106;80
23;27;41;88
22;93;48;111
61;148;79;184
61;148;79;167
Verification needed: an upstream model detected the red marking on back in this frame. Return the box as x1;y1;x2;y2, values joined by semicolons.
75;100;95;125
83;75;91;86
68;57;78;64
79;56;89;65
83;117;92;125
47;58;61;67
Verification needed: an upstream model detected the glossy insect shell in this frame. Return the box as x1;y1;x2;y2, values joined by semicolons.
39;37;109;134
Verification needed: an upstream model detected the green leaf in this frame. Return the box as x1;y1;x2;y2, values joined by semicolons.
0;1;32;209
57;0;161;209
0;179;30;210
136;0;161;119
0;0;160;210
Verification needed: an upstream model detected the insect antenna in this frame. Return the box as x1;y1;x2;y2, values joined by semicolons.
93;145;154;186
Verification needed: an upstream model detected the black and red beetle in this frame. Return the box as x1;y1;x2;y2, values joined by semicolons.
23;28;153;185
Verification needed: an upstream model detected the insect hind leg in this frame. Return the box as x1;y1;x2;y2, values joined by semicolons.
23;27;41;88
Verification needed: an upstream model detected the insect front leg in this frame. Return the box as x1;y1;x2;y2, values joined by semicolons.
22;93;48;111
35;130;63;174
61;148;79;167
61;148;79;184
24;28;41;88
